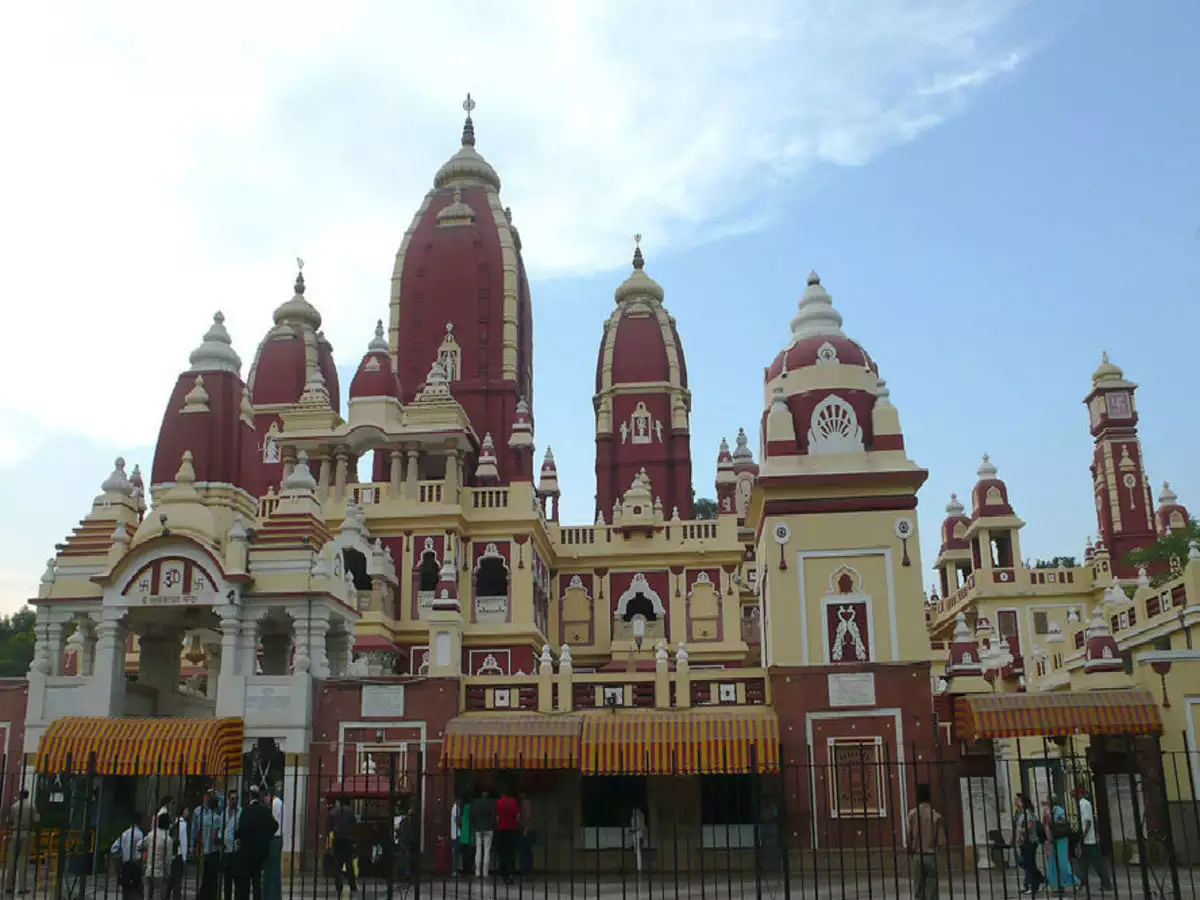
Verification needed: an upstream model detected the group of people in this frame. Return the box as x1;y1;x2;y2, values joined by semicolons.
1013;788;1113;895
450;788;534;883
107;783;286;900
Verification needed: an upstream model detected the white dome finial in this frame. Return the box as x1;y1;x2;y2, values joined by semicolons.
368;319;388;352
977;454;998;479
189;311;242;374
790;271;846;340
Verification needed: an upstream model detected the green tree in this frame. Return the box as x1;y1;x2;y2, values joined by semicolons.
1033;556;1079;569
1126;519;1200;587
693;497;718;520
0;606;36;677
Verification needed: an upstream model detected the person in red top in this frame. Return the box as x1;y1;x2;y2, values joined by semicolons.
494;790;521;885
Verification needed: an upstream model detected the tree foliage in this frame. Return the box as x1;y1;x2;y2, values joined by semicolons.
693;497;718;520
1125;519;1200;587
0;606;36;678
1033;556;1079;569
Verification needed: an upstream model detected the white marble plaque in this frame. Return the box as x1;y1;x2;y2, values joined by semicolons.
827;672;876;708
362;684;405;719
245;684;290;714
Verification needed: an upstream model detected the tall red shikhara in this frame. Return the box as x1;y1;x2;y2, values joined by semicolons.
593;239;693;521
389;96;534;483
1084;353;1158;578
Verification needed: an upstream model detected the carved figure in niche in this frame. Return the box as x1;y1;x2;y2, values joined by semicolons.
831;606;867;661
476;654;504;675
630;402;652;445
722;497;732;511
654;420;663;443
620;422;628;444
736;479;752;516
262;436;280;464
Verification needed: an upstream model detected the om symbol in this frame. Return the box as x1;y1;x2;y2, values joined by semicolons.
163;569;183;588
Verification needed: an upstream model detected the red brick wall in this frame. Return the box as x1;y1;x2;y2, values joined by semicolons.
0;679;29;806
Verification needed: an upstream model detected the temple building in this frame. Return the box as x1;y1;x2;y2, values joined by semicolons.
11;96;1198;868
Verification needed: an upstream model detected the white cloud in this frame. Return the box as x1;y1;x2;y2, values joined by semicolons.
0;0;1027;457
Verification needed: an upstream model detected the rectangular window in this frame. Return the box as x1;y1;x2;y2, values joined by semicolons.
581;775;646;849
1033;611;1050;636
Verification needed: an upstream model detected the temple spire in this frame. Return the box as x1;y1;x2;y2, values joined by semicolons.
461;93;476;147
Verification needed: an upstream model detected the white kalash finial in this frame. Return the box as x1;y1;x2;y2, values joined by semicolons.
977;454;998;479
1137;566;1151;589
559;644;573;668
189;311;242;373
790;271;846;340
539;644;553;668
676;641;689;663
41;558;57;585
945;493;965;517
1190;540;1200;561
368;319;388;353
284;451;318;492
655;640;668;663
101;458;133;497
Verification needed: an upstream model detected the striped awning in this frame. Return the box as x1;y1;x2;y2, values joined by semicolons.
580;709;779;775
956;689;1164;742
35;717;244;776
441;715;581;770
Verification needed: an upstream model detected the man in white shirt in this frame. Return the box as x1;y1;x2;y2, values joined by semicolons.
110;819;146;900
1076;787;1112;891
166;807;190;900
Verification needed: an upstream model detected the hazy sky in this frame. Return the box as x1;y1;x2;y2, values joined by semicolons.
1;1;1196;613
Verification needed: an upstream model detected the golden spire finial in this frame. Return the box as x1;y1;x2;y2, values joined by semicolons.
632;233;645;270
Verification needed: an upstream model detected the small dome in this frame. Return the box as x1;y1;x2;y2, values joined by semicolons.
614;239;665;304
273;270;322;330
349;320;402;401
433;96;501;191
790;272;843;338
939;493;970;553
1091;351;1124;386
189;312;242;373
765;274;878;380
1155;481;1190;535
970;455;1015;519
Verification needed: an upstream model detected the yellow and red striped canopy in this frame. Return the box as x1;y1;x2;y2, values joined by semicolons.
441;715;581;770
580;709;779;775
956;689;1163;743
36;717;244;776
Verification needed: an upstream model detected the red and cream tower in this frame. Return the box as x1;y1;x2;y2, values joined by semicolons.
389;95;534;483
1084;353;1158;578
593;239;694;521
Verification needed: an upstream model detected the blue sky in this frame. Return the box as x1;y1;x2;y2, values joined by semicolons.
0;1;1196;612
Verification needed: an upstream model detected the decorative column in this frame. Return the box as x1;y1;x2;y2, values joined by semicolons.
405;447;420;501
219;607;241;679
326;630;351;677
318;457;332;501
444;446;460;503
538;644;554;712
675;643;691;708
203;641;222;699
241;618;259;675
388;450;403;497
89;610;128;717
77;619;97;677
292;618;311;676
654;640;670;708
308;611;331;678
333;451;349;502
556;644;573;712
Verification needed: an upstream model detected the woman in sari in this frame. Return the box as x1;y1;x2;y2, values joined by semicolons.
1043;798;1080;890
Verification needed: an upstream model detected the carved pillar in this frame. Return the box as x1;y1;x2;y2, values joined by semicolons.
318;457;332;501
333;451;349;502
78;620;97;677
307;611;331;679
292;619;311;676
326;630;351;677
389;450;403;497
203;642;221;699
219;609;241;679
241;620;259;675
444;446;460;503
405;448;420;501
90;612;128;717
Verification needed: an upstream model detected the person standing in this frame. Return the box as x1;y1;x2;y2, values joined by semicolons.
627;805;647;874
197;793;223;900
327;796;357;898
263;785;283;900
221;793;242;900
1076;787;1112;891
494;790;520;884
234;788;277;900
1012;794;1044;896
1044;797;1080;891
144;813;174;900
5;789;39;896
164;806;190;900
449;796;463;878
470;789;496;878
108;816;145;900
906;784;944;900
458;793;474;877
518;792;535;876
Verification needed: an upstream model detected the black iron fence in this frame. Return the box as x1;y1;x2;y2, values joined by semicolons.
2;737;1199;900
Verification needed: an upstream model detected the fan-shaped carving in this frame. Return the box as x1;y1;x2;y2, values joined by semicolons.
807;395;864;455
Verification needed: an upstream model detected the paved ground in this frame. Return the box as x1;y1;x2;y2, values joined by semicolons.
36;865;1200;900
